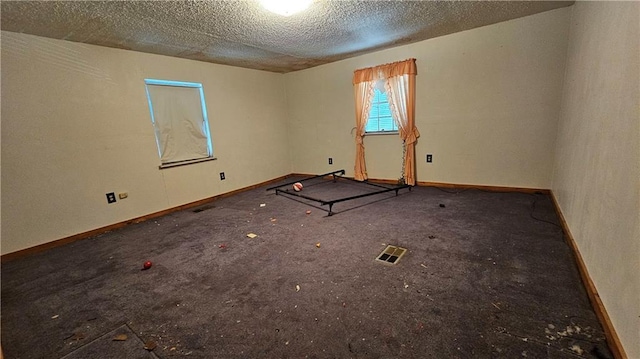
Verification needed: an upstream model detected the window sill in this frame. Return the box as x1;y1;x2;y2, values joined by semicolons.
365;131;399;136
159;157;217;169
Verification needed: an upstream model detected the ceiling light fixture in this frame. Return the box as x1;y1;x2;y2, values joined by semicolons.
260;0;313;16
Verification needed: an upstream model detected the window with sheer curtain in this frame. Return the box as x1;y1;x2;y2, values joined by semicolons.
353;58;419;185
365;85;398;134
144;79;214;168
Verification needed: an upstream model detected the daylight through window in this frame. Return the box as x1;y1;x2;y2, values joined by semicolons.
365;86;398;133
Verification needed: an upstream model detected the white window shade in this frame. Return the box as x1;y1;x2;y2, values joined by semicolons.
145;82;213;164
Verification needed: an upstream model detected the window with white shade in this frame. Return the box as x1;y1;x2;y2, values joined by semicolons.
144;79;214;168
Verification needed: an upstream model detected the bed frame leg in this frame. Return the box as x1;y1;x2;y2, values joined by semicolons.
328;204;334;216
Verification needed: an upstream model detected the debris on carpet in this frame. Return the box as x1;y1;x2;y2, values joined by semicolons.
113;334;128;341
144;340;157;351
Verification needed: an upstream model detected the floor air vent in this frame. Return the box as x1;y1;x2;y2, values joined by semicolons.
375;245;407;265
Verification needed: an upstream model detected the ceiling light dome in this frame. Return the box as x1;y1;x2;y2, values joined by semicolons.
260;0;313;16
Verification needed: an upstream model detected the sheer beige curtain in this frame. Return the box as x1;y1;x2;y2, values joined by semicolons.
385;59;419;185
352;72;375;181
353;59;419;184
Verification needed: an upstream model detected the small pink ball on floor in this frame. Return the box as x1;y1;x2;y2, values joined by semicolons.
293;182;303;192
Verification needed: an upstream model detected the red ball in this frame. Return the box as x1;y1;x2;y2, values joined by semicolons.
143;261;152;270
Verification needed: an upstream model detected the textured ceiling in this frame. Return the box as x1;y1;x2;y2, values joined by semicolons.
1;1;574;73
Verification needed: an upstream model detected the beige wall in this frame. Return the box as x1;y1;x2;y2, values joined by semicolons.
551;2;640;357
284;8;570;188
1;31;291;255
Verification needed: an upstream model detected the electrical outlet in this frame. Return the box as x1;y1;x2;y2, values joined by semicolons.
220;172;225;180
426;154;433;163
328;157;333;165
106;192;117;204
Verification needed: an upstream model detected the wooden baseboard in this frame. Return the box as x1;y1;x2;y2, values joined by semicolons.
417;180;550;194
292;173;550;193
550;192;627;359
1;174;292;263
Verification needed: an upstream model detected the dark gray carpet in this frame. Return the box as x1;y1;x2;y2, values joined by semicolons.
60;324;159;359
1;177;612;358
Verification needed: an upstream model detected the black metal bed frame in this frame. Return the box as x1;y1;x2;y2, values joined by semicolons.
266;169;411;216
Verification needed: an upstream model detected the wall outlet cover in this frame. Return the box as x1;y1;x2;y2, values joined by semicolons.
106;192;117;204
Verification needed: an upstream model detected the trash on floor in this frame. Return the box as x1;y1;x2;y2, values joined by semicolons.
219;243;227;249
112;334;128;341
142;261;152;270
570;344;583;355
439;204;445;208
144;340;157;351
295;285;300;292
260;203;266;207
315;243;321;248
69;332;85;341
51;315;59;319
305;210;311;214
247;233;258;239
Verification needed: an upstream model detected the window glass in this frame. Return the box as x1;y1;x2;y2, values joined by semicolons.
365;87;397;133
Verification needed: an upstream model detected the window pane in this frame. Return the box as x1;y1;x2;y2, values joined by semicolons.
377;90;388;102
379;105;392;117
379;117;395;131
366;88;397;133
369;105;379;118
